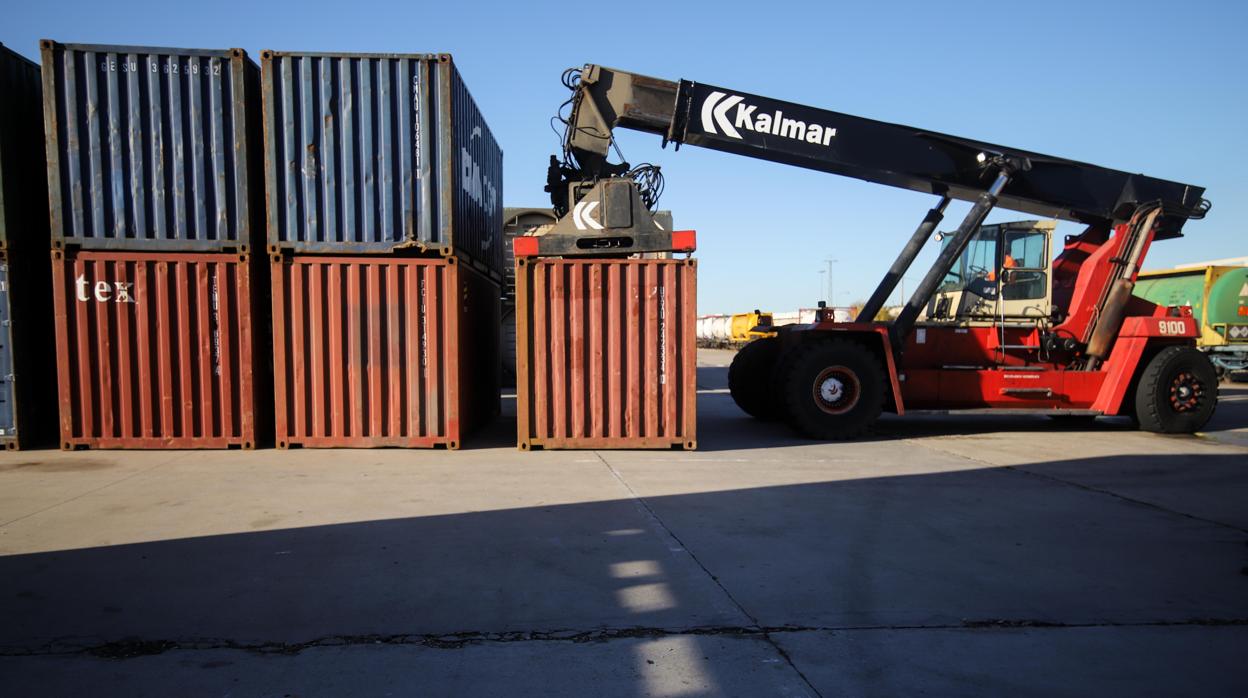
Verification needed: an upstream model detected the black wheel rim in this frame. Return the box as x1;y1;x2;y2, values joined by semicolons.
812;365;861;415
1167;370;1205;413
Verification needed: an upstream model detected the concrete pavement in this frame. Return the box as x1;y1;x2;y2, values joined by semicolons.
1;348;1245;696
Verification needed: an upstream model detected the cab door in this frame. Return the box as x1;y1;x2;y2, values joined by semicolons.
924;227;1000;322
996;221;1054;320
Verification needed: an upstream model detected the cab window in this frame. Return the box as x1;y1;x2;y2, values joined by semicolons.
1001;228;1047;300
939;229;998;296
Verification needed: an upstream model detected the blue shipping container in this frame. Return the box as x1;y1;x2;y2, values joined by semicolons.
261;52;503;279
40;41;264;251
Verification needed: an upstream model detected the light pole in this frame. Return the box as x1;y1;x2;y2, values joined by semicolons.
824;258;838;307
817;270;826;304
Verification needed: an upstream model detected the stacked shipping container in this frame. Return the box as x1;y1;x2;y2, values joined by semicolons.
41;41;269;449
52;251;260;448
261;51;503;448
0;44;56;449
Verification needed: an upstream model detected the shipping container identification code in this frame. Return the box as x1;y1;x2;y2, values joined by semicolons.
98;57;222;76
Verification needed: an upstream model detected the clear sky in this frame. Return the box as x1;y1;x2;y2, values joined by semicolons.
5;0;1244;314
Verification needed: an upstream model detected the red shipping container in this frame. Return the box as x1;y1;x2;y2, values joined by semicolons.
52;250;264;449
271;255;500;449
516;257;697;450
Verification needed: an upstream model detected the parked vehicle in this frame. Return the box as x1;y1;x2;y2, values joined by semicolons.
1135;263;1248;379
545;63;1215;438
697;311;773;347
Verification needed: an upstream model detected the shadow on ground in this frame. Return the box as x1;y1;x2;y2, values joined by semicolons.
2;454;1246;695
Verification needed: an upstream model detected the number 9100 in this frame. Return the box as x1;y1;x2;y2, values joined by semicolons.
1157;320;1188;335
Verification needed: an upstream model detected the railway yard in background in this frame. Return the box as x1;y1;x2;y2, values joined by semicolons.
1;347;1245;695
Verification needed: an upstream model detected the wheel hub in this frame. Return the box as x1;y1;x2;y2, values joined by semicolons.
1168;370;1204;413
812;366;860;415
823;377;847;403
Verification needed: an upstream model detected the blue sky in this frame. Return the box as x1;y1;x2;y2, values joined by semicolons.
5;0;1244;314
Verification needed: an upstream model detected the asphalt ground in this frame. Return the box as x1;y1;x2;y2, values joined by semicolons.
1;347;1245;696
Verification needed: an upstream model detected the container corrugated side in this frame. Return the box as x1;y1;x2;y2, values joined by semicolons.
40;41;262;251
0;44;57;449
52;250;262;449
271;255;499;448
261;52;502;278
516;257;697;450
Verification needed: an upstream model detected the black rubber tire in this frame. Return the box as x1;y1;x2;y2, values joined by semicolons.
729;337;782;420
1134;346;1218;434
779;339;886;440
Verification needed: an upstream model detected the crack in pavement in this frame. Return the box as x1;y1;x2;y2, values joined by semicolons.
4;617;1245;660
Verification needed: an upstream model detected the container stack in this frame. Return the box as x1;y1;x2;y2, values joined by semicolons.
262;52;503;449
513;210;697;451
0;44;56;449
41;41;268;449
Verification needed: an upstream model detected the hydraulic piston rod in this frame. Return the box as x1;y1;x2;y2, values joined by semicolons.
856;195;950;322
892;166;1017;343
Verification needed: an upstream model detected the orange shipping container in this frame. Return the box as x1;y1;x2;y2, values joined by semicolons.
516;257;697;450
271;255;499;449
52;250;265;449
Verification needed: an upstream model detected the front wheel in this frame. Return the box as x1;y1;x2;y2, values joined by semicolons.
1134;346;1218;434
729;337;782;420
779;339;886;440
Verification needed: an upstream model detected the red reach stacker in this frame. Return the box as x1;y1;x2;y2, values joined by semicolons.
539;65;1217;438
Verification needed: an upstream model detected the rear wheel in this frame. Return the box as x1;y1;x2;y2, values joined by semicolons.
1134;346;1218;434
779;339;886;440
729;337;781;420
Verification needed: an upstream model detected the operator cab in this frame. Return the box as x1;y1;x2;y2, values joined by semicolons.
923;220;1055;325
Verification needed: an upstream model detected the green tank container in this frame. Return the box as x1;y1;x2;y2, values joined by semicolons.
1135;265;1248;375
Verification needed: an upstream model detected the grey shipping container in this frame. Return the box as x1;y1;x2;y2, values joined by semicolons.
0;43;56;448
261;52;503;279
40;41;264;251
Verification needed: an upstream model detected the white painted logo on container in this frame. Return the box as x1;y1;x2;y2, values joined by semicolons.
461;126;500;249
76;275;136;304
